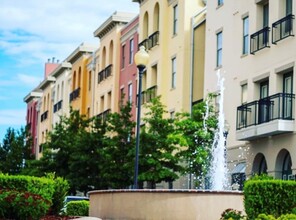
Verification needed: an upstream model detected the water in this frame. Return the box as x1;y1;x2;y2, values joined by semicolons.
208;70;229;190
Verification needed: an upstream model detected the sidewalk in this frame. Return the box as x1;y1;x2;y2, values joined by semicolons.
76;217;102;220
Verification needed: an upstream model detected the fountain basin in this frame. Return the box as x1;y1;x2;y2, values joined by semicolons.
89;189;244;219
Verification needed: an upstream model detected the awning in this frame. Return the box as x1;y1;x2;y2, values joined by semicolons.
231;162;246;174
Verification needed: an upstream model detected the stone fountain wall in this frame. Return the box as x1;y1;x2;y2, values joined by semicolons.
89;189;244;220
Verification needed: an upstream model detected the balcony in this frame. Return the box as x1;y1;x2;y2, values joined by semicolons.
98;64;113;83
272;14;294;44
236;93;295;141
137;85;157;106
69;87;80;102
138;31;160;50
97;109;111;122
53;100;63;113
41;111;48;122
250;27;270;54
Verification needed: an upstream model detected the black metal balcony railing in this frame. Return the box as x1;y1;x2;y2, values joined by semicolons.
272;14;295;44
136;85;157;106
69;87;80;102
98;64;113;83
149;31;159;48
53;100;63;113
236;93;295;130
138;31;160;50
96;109;111;122
250;26;270;54
41;111;48;122
139;38;150;50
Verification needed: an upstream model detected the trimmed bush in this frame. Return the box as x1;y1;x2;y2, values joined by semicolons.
220;208;246;220
0;189;51;220
66;200;89;216
0;173;55;202
45;173;70;215
244;179;296;219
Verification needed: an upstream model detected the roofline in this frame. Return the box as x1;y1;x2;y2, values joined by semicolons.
66;43;96;64
93;11;137;39
23;91;43;103
52;62;72;78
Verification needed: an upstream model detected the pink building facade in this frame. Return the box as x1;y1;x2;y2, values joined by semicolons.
119;16;139;121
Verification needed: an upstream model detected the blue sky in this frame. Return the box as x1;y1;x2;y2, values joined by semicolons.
0;0;138;142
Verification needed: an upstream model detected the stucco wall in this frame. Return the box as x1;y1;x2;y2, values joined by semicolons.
89;189;244;220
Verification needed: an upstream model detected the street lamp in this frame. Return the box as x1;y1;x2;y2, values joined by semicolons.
133;46;149;189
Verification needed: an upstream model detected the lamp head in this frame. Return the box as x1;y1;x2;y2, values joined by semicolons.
134;46;149;69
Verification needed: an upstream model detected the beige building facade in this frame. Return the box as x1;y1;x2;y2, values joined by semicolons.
204;0;295;182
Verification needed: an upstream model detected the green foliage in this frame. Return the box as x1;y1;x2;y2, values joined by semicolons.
174;96;217;187
277;214;296;220
250;173;274;180
0;127;34;175
66;200;89;216
256;214;277;220
220;208;246;220
45;173;70;215
138;96;183;188
244;179;296;219
0;174;55;202
0;189;50;220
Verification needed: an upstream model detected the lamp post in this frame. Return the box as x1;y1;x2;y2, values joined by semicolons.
133;46;149;189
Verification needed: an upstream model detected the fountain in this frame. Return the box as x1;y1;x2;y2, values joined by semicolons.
208;70;229;190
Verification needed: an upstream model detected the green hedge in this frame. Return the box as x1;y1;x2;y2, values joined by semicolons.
66;200;89;216
0;174;55;202
0;189;50;220
244;179;296;219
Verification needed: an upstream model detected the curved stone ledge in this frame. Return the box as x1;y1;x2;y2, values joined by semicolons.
89;189;244;219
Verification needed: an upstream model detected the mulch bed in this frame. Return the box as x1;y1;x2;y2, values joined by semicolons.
41;216;80;220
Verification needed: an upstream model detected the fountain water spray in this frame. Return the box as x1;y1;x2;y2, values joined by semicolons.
209;70;229;190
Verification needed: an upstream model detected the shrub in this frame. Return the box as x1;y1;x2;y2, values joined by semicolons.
66;200;89;216
45;173;69;215
220;208;246;220
244;179;296;219
256;214;277;220
0;173;55;202
0;189;50;220
277;214;296;220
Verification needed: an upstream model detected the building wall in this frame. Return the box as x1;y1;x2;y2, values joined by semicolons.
26;99;40;155
119;16;139;121
204;0;296;179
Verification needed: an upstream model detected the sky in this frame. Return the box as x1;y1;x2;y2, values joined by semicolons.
0;0;139;142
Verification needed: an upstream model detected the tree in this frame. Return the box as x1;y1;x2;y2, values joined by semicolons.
138;96;183;189
174;95;218;188
0;127;33;174
103;101;136;189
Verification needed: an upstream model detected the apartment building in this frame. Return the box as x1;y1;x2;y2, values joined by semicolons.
51;62;72;125
66;44;96;116
204;0;295;184
23;88;42;155
93;12;136;119
119;16;139;121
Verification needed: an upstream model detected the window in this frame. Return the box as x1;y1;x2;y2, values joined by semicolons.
241;84;248;104
170;111;175;119
171;57;176;88
122;44;126;68
88;71;91;91
216;32;223;67
218;0;223;6
263;3;269;27
286;0;292;15
243;17;249;55
173;4;178;35
129;39;134;64
128;83;133;103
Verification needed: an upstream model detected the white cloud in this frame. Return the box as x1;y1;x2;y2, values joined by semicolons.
17;74;42;87
0;109;25;126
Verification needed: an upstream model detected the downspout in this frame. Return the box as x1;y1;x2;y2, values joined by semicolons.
189;6;207;116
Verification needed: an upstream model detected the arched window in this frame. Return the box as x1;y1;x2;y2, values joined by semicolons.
282;152;292;179
143;11;149;38
73;71;76;90
153;3;160;32
252;153;268;175
78;67;81;88
102;47;106;69
57;84;60;101
109;40;114;65
61;81;64;99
